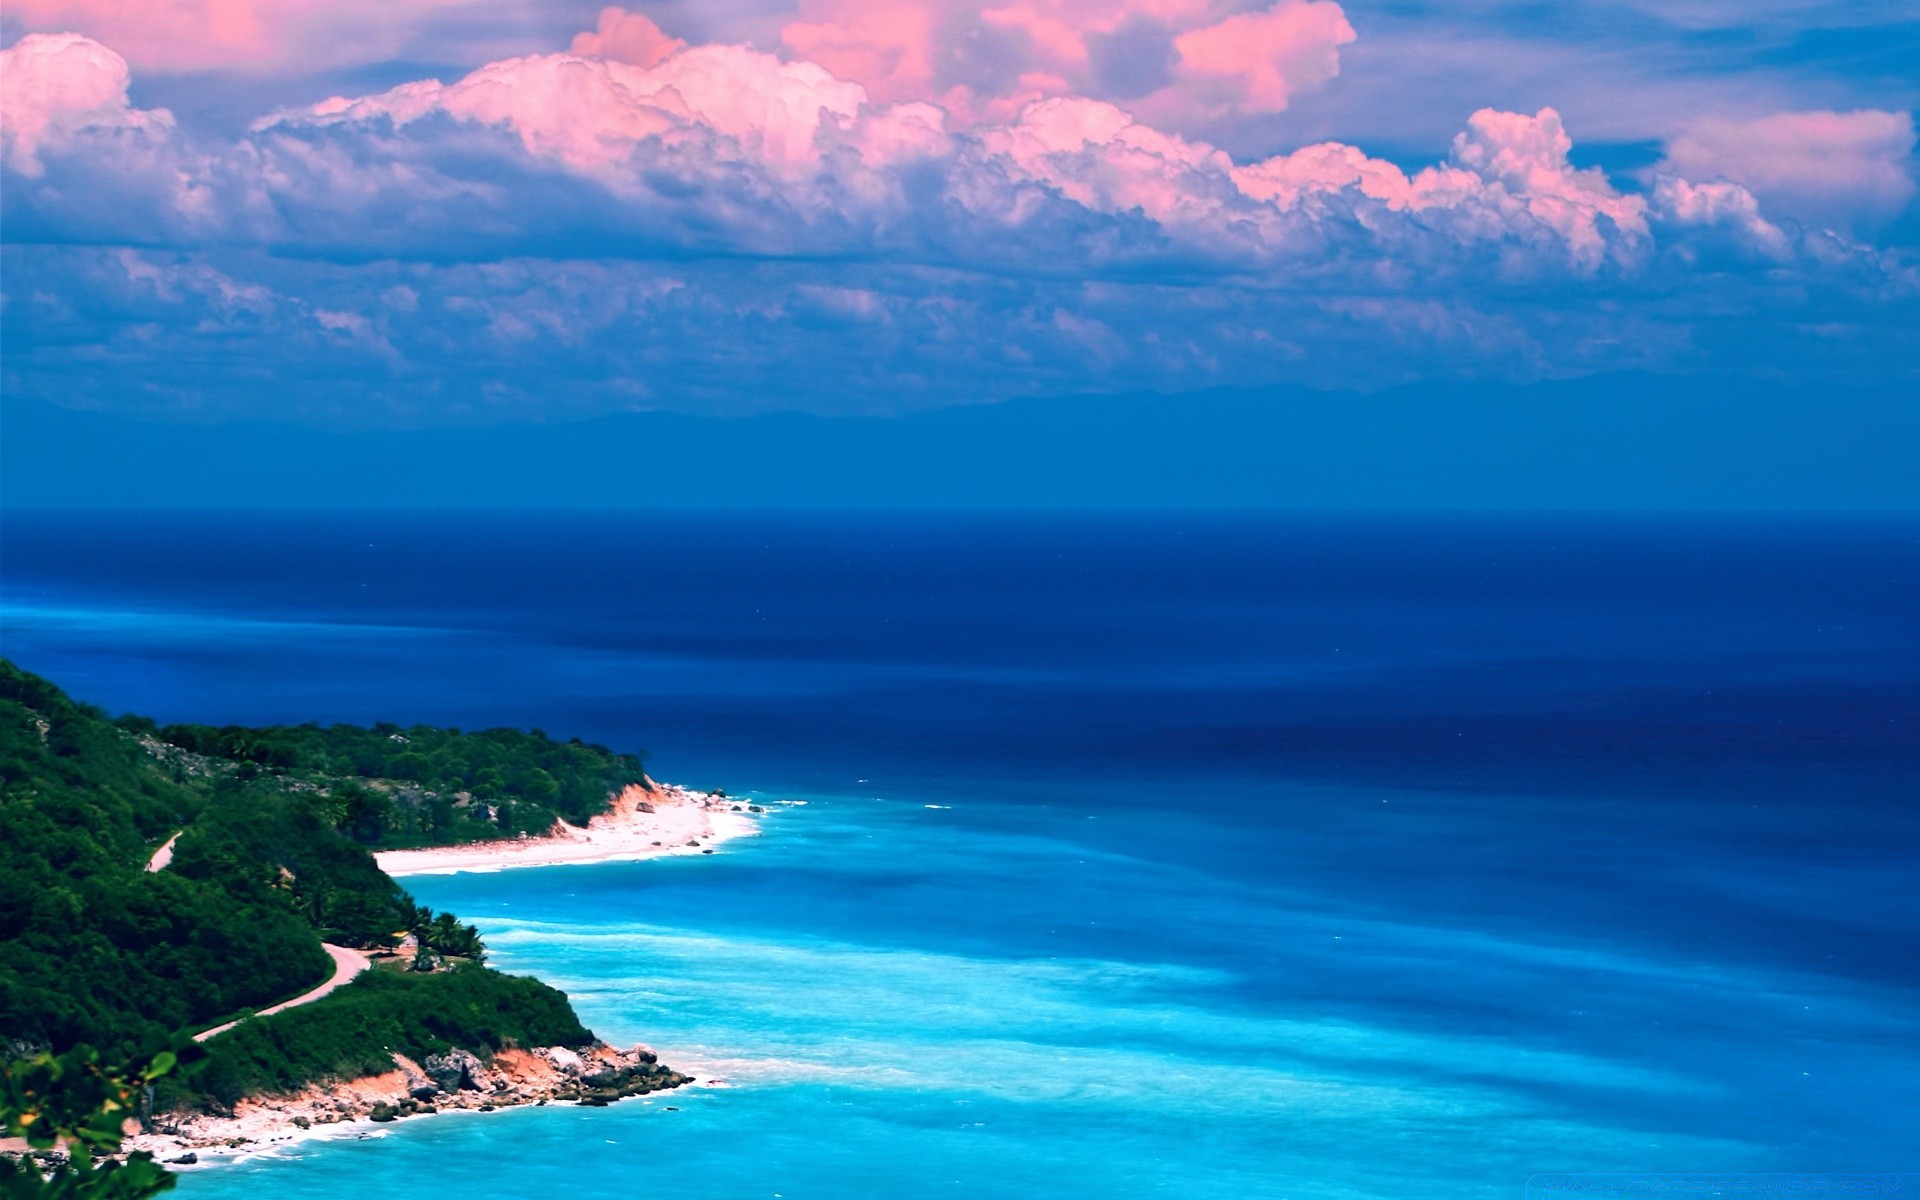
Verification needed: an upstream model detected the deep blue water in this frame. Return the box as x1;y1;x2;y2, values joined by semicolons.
2;511;1916;1197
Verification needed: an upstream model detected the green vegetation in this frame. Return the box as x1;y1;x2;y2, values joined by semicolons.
0;665;329;1054
0;1040;199;1198
189;967;590;1110
0;660;630;1123
147;719;646;848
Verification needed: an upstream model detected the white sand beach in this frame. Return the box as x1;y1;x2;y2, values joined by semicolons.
374;781;759;876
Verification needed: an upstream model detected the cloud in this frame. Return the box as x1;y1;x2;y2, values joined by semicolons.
1658;110;1918;234
0;33;172;174
1161;1;1353;117
249;52;1659;280
569;7;687;69
5;34;1666;277
0;0;486;73
2;33;1915;423
1233;108;1651;273
776;0;1354;131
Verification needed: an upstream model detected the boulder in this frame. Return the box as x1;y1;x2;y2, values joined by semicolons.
424;1048;490;1093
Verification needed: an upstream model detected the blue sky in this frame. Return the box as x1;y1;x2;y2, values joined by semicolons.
1;0;1916;461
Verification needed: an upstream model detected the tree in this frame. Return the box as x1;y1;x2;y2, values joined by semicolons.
421;913;485;962
333;784;393;845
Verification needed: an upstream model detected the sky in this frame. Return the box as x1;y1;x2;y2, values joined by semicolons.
1;0;1917;486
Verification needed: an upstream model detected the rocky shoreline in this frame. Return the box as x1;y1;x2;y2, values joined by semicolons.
121;1042;692;1164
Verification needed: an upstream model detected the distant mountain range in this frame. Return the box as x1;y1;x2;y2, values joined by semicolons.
7;376;1917;509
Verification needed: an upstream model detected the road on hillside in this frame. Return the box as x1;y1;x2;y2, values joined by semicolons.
192;943;372;1043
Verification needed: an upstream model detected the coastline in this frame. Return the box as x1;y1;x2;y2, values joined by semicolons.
375;780;761;877
134;780;762;1168
121;1042;696;1167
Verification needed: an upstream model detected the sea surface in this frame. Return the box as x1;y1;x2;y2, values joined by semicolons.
2;511;1916;1198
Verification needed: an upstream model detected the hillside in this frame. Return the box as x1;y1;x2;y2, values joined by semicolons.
0;660;652;1115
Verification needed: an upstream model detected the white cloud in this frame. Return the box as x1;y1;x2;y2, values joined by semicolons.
1659;110;1917;234
0;33;172;175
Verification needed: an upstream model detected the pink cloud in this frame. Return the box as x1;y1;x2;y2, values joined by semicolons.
569;8;687;69
3;0;476;73
1234;108;1649;272
775;0;1353;131
1165;1;1352;115
977;96;1234;231
9;35;1911;420
8;34;1847;287
284;43;870;181
1659;110;1917;233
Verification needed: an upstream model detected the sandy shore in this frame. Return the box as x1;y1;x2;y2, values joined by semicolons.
375;781;760;877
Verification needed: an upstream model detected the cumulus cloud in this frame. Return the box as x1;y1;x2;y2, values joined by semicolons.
1;31;1914;423
0;33;171;174
1233;108;1650;273
570;8;687;69
5;34;1672;278
1659;110;1917;234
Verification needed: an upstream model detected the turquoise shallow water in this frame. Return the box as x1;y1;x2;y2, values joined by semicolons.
172;787;1912;1200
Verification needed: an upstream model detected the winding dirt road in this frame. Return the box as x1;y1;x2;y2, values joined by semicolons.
192;943;372;1043
145;830;373;1042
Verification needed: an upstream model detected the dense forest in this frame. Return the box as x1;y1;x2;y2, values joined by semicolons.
0;660;627;1113
144;716;647;847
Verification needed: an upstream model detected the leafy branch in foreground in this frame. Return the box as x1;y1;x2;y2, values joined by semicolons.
0;1040;202;1199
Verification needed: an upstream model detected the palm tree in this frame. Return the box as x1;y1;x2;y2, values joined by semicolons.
424;912;486;962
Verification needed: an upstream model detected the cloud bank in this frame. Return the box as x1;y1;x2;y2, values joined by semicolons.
1;25;1915;423
1659;109;1917;235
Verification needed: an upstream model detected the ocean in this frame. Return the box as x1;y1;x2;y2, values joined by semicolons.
2;510;1915;1197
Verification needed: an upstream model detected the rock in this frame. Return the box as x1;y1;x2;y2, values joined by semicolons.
368;1104;399;1123
424;1048;490;1093
292;1116;311;1129
408;1084;440;1103
169;1153;198;1165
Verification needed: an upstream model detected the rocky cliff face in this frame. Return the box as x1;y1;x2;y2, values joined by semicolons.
127;1043;691;1160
